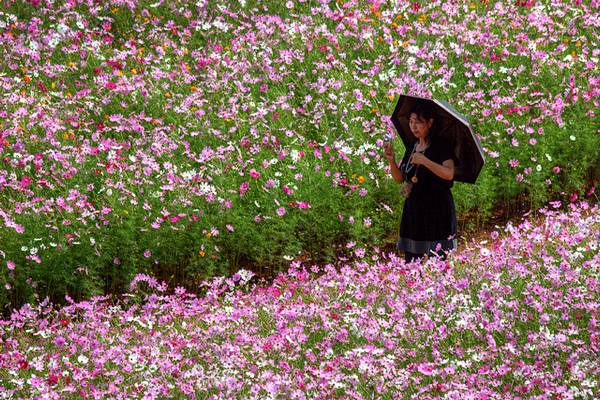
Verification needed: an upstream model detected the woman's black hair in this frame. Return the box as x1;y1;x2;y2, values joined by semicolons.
410;103;439;139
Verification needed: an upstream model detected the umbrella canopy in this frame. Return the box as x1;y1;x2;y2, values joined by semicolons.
391;94;485;184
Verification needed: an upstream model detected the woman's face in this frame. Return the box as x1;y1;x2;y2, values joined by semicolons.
409;112;433;140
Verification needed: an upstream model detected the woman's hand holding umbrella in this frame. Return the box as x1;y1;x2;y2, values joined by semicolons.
410;151;455;181
409;152;427;165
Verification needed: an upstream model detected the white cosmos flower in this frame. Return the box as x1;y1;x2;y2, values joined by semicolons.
128;353;138;364
290;150;300;162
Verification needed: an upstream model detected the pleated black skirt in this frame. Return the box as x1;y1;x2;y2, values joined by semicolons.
396;188;457;255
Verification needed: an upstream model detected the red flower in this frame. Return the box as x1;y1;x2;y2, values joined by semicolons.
412;2;420;12
36;81;48;93
47;373;59;385
18;359;29;370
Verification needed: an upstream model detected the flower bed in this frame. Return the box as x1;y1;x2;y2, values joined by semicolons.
1;201;598;399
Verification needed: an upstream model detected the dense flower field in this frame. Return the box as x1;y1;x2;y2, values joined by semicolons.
0;1;598;308
0;200;598;399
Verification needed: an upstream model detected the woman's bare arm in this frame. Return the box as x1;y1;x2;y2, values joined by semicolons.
384;142;405;184
389;159;405;184
422;158;454;181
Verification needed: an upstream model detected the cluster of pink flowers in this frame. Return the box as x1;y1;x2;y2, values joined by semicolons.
0;201;597;398
0;0;595;278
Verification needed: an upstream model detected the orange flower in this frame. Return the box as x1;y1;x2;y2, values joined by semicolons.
357;176;365;184
23;75;31;82
199;250;205;257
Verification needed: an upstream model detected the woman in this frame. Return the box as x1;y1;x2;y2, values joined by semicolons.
383;104;457;263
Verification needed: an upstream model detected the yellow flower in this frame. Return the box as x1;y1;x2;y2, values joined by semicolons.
111;7;118;13
62;133;69;140
206;232;212;238
131;68;137;74
199;250;205;257
402;41;409;47
576;40;582;47
357;176;365;184
51;82;56;89
69;130;75;138
116;70;123;77
571;51;577;57
388;94;394;101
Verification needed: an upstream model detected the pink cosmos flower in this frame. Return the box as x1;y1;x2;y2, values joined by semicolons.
239;181;249;196
417;363;435;376
19;176;32;188
276;207;286;217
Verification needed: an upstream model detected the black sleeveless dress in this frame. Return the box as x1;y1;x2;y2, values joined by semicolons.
396;137;457;256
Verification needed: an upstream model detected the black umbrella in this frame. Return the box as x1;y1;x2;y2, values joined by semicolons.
390;94;485;184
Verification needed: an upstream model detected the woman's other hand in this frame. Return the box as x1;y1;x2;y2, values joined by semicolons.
383;142;395;162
